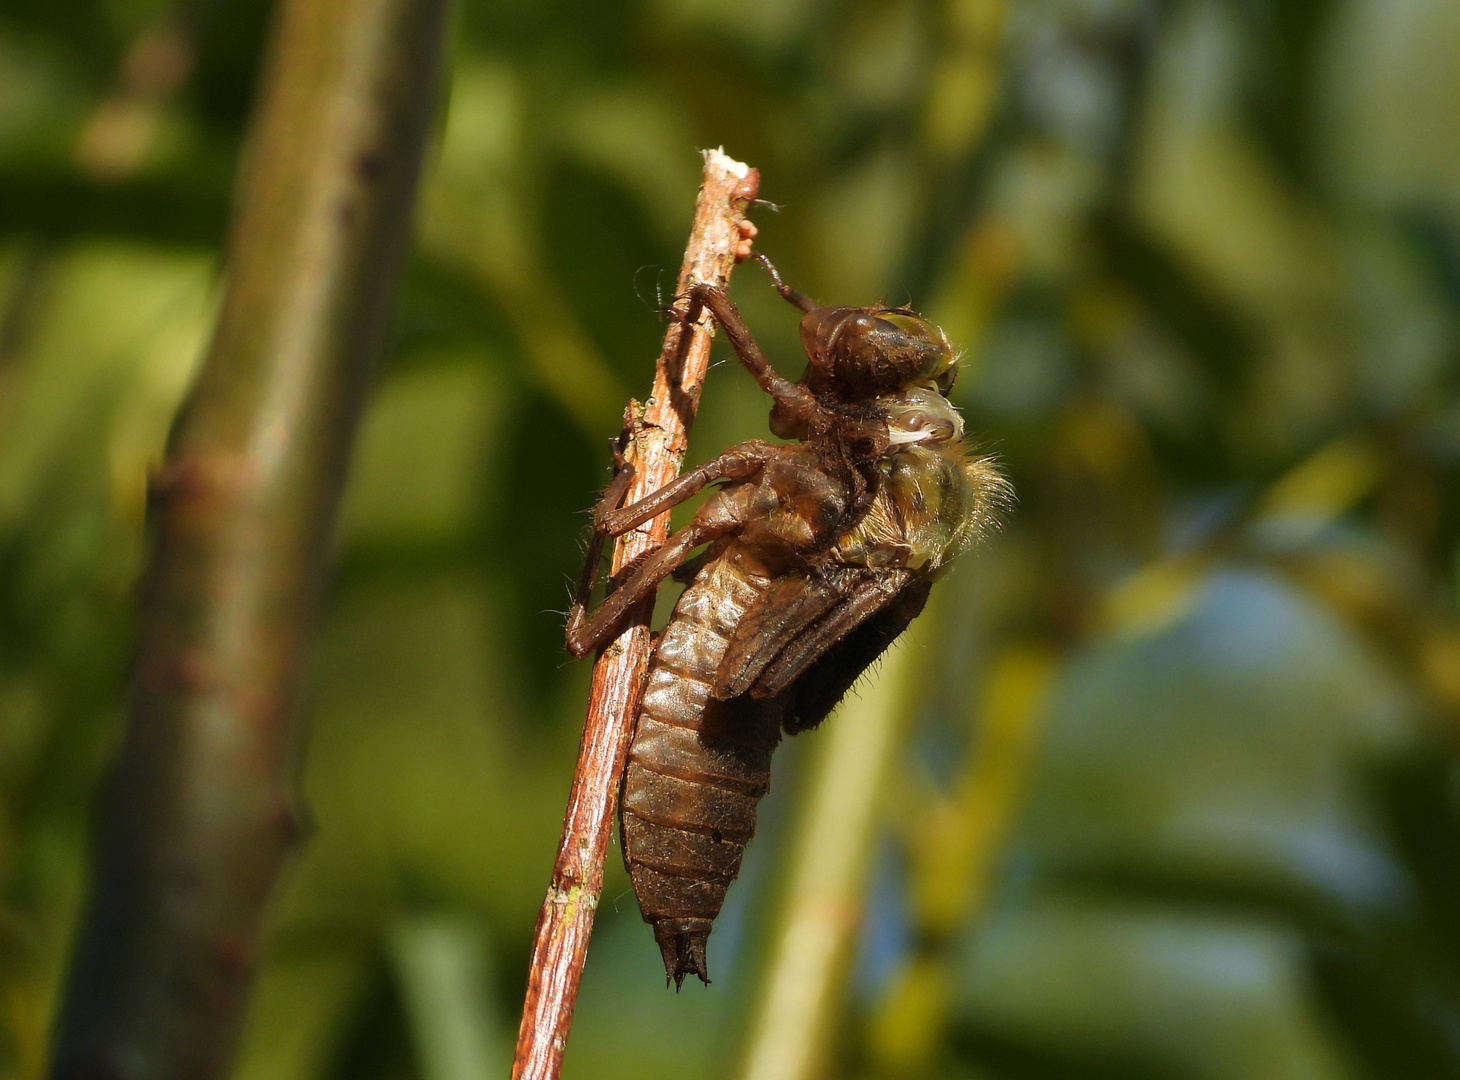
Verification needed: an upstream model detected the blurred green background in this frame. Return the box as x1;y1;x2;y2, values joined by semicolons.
3;0;1460;1077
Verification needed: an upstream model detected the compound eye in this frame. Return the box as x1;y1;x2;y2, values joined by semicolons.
874;313;956;384
876;312;934;338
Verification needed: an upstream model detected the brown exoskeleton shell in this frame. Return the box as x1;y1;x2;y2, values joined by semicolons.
567;258;1008;986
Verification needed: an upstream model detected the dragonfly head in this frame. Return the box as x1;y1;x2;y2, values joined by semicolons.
798;305;958;401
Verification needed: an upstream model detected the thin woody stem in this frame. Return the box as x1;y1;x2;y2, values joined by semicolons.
511;149;760;1080
48;0;448;1075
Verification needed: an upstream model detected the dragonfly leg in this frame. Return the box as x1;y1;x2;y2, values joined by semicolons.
595;440;774;537
565;485;755;659
750;252;815;312
568;441;775;657
565;432;637;637
688;283;829;438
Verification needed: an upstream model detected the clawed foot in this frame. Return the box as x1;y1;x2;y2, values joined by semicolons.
592;434;635;534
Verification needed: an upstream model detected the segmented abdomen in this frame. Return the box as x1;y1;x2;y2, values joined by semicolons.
621;549;782;985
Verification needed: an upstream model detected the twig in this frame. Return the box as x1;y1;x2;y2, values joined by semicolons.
511;149;759;1080
47;0;448;1075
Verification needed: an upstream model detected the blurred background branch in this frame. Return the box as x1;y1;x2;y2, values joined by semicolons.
45;0;448;1074
737;613;933;1080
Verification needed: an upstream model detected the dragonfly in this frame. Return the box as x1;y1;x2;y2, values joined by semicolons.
567;254;1008;987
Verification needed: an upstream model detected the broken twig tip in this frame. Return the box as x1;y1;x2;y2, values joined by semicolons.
702;146;750;180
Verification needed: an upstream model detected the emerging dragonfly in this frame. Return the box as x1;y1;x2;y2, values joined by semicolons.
567;255;1008;987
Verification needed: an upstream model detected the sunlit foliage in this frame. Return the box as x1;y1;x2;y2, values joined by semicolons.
1;0;1458;1077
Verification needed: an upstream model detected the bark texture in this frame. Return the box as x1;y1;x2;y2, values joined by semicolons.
49;0;448;1075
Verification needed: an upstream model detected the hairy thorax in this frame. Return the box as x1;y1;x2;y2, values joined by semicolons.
834;445;1003;572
